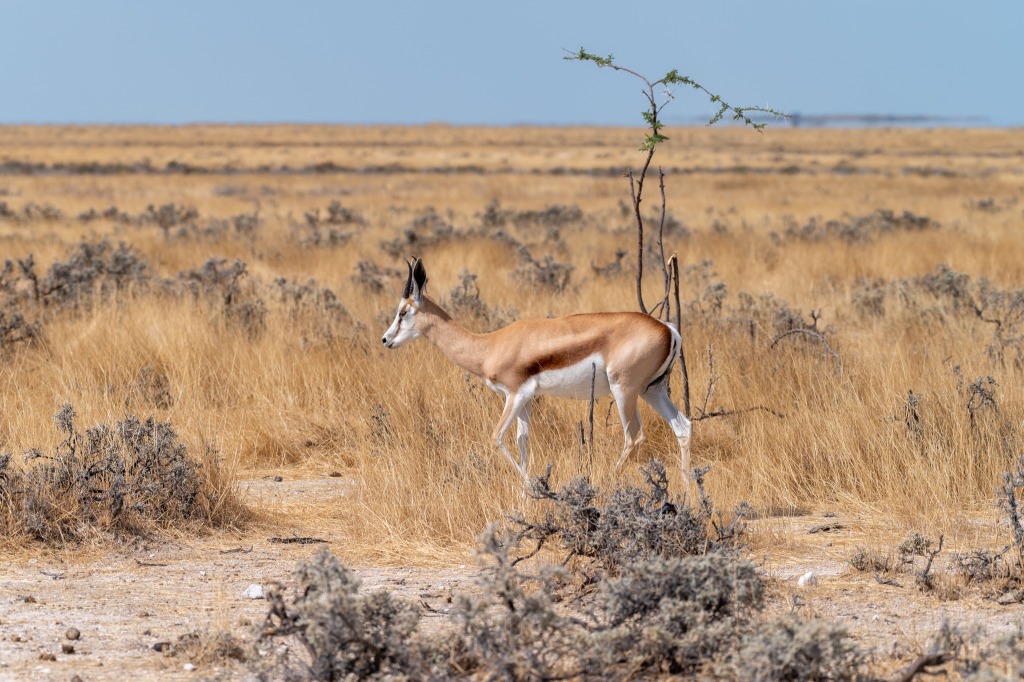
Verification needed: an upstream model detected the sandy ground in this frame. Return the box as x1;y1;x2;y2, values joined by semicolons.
2;479;1023;681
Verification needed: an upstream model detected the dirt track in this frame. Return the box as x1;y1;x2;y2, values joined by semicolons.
2;479;1023;680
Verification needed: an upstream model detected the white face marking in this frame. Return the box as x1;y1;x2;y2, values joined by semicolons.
381;299;421;349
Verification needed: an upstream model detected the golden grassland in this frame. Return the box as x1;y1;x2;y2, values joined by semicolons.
1;124;1023;562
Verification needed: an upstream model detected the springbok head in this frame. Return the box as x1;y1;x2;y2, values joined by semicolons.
382;257;427;349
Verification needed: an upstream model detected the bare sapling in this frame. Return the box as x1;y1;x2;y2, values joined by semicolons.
567;48;787;428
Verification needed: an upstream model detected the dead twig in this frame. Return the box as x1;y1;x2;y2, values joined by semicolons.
893;651;954;682
693;345;784;422
808;523;846;534
770;328;842;371
693;405;785;422
219;546;254;554
269;535;328;545
134;559;169;568
874;574;902;587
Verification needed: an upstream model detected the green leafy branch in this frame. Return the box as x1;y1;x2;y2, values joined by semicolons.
565;48;786;150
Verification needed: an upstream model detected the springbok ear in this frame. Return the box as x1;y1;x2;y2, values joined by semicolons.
411;258;427;302
402;259;415;299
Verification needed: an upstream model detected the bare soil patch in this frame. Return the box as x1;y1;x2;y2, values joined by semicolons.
1;480;1022;680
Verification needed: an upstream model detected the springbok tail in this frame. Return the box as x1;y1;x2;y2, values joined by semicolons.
644;321;681;392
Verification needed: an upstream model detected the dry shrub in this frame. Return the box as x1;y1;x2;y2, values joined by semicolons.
256;550;429;681
254;470;863;682
0;404;246;543
514;461;747;583
777;208;937;244
254;536;860;682
725;617;865;681
962;624;1024;680
294;201;361;248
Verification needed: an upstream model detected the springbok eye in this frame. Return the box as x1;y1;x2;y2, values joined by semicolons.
399;309;408;317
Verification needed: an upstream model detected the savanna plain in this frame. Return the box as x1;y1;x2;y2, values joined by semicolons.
1;124;1024;680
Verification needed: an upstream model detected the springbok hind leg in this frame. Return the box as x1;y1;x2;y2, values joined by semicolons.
641;381;693;476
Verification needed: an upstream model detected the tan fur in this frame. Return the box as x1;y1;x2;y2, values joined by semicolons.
406;294;690;478
413;298;672;393
384;261;691;480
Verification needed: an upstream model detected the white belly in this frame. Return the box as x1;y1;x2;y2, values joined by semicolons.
531;353;611;400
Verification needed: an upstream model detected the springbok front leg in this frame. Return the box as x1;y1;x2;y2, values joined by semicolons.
491;390;533;481
515;400;533;476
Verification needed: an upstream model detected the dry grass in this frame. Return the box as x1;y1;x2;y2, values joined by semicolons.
2;124;1023;560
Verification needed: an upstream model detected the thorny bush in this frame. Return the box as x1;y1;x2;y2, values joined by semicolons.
253;465;866;681
0;404;241;543
511;461;749;584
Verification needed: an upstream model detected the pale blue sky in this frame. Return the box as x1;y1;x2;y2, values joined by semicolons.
1;1;1020;126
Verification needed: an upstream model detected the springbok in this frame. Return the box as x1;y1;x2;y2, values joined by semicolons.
381;258;692;480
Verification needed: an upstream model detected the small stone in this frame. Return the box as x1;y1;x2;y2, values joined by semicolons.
23;595;37;603
183;663;196;672
11;635;21;642
38;653;56;661
273;475;283;482
823;541;833;547
143;628;152;636
66;627;81;640
797;571;818;587
153;641;172;652
71;676;84;682
242;584;264;599
61;643;75;654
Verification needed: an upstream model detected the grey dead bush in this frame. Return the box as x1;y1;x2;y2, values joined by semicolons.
34;239;149;309
446;268;516;330
962;624;1024;680
351;259;402;295
779;208;937;244
479;199;584;232
270;277;359;347
512;246;574;293
727;617;866;681
294;201;361;248
513;462;747;585
175;258;266;337
591;554;764;676
252;466;866;681
0;309;40;353
256;549;432;682
0;404;241;543
0;201;63;223
379;207;461;257
252;536;766;681
146;203;199;239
